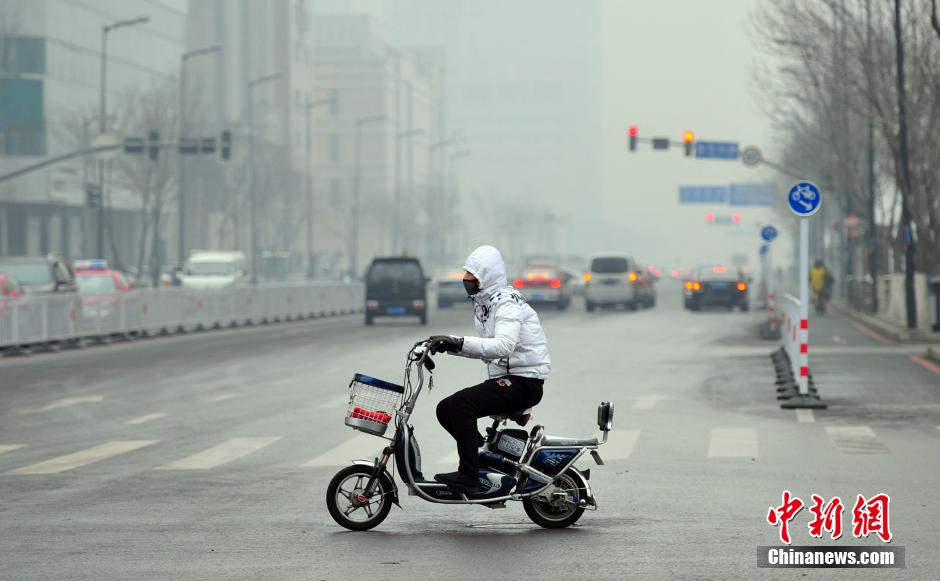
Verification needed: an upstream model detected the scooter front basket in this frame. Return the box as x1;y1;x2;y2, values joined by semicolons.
344;373;404;437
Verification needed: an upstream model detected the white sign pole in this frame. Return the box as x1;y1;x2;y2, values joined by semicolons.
798;218;809;396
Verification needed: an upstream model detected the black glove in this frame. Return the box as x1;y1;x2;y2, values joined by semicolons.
428;335;464;355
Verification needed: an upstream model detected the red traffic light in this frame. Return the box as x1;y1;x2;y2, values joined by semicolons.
731;213;741;224
705;212;715;223
629;125;638;137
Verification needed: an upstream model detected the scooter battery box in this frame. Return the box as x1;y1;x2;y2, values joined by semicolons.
494;429;528;461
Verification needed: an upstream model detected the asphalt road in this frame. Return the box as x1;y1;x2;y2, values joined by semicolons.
1;284;938;580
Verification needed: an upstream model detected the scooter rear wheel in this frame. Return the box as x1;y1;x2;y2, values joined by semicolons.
523;469;586;529
326;465;392;531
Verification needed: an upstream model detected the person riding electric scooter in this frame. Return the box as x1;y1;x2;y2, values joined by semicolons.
428;245;551;492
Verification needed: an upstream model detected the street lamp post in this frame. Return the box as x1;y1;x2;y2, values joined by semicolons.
178;45;222;267
246;72;284;283
394;129;424;254
303;96;337;277
350;114;386;278
98;15;149;259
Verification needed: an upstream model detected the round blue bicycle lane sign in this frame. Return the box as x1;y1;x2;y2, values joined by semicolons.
787;181;822;217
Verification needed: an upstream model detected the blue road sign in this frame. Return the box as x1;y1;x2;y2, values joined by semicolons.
679;186;728;204
695;141;740;160
787;181;822;217
729;183;774;206
761;225;778;241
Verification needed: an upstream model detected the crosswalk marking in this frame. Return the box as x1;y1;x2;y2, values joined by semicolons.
18;395;103;415
7;441;156;475
825;426;889;454
126;413;167;425
159;437;281;470
707;428;758;458
795;409;815;423
0;444;26;456
205;393;238;403
300;436;387;468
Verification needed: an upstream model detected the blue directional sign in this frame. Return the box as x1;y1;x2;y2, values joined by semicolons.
761;225;778;242
729;183;774;206
679;186;728;204
787;181;822;217
695;141;740;160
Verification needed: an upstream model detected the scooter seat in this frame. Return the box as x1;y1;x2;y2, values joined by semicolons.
489;408;532;426
540;435;598;447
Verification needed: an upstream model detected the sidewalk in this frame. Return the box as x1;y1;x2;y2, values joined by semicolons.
829;300;940;365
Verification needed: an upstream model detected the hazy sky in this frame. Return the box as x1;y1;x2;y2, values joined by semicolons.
600;0;783;269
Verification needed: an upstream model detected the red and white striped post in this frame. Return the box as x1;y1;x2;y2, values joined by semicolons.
797;217;810;396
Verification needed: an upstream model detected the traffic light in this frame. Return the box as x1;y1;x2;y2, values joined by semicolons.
705;212;714;223
148;130;160;160
628;125;638;151
731;213;742;224
683;131;694;157
220;130;231;161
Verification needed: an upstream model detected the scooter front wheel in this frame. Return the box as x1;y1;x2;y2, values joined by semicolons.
523;469;586;529
326;465;392;531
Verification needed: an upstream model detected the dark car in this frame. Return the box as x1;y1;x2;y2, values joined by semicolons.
365;257;428;326
684;263;749;311
0;254;76;294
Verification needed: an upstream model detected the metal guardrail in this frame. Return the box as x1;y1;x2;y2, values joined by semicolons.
0;282;363;349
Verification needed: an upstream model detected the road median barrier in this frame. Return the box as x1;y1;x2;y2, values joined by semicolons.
774;294;826;409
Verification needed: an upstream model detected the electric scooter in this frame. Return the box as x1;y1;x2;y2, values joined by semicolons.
325;339;614;530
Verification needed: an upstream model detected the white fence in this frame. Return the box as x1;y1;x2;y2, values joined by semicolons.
779;293;808;395
0;282;363;349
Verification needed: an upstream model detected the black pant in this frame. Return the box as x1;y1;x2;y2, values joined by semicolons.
436;375;544;477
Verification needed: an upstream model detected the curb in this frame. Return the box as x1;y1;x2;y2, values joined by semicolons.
926;347;940;366
829;302;937;343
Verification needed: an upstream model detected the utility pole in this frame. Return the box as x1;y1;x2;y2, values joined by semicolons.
246;72;284;284
894;0;918;329
98;15;149;259
350;115;386;278
303;96;336;277
178;45;221;267
866;0;879;313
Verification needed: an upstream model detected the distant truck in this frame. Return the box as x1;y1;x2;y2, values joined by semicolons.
179;251;249;290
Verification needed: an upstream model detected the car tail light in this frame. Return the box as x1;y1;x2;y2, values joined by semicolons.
550;279;561;289
583;273;591;283
628;272;638;282
513;279;525;289
684;281;692;290
737;281;747;292
691;282;702;291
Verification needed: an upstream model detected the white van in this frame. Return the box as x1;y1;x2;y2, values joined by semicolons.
179;251;249;290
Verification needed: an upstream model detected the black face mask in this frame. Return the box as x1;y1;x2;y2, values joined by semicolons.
463;278;481;297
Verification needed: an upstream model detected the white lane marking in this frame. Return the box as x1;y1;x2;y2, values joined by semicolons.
825;426;889;454
707;428;758;458
18;395;103;414
603;429;641;460
126;413;167;425
205;393;238;403
317;396;348;410
7;440;156;475
158;437;281;470
633;395;673;410
795;409;815;423
0;444;26;456
300;436;387;468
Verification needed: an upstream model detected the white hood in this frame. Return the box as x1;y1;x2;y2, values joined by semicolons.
462;245;507;300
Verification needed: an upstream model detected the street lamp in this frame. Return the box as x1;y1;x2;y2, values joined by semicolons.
178;45;222;266
350;114;386;277
246;71;285;283
303;95;337;277
393;128;425;254
425;132;464;272
98;15;149;259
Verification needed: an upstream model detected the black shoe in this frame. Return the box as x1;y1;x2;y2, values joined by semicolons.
434;471;479;491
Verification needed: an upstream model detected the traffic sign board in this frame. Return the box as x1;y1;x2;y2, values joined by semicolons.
741;145;763;167
761;225;778;241
787;181;822;217
679;186;727;204
695;141;739;160
729;183;773;206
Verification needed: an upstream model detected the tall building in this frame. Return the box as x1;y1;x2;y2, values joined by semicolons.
0;0;185;263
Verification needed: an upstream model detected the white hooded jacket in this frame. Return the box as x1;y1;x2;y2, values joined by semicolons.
459;245;551;380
